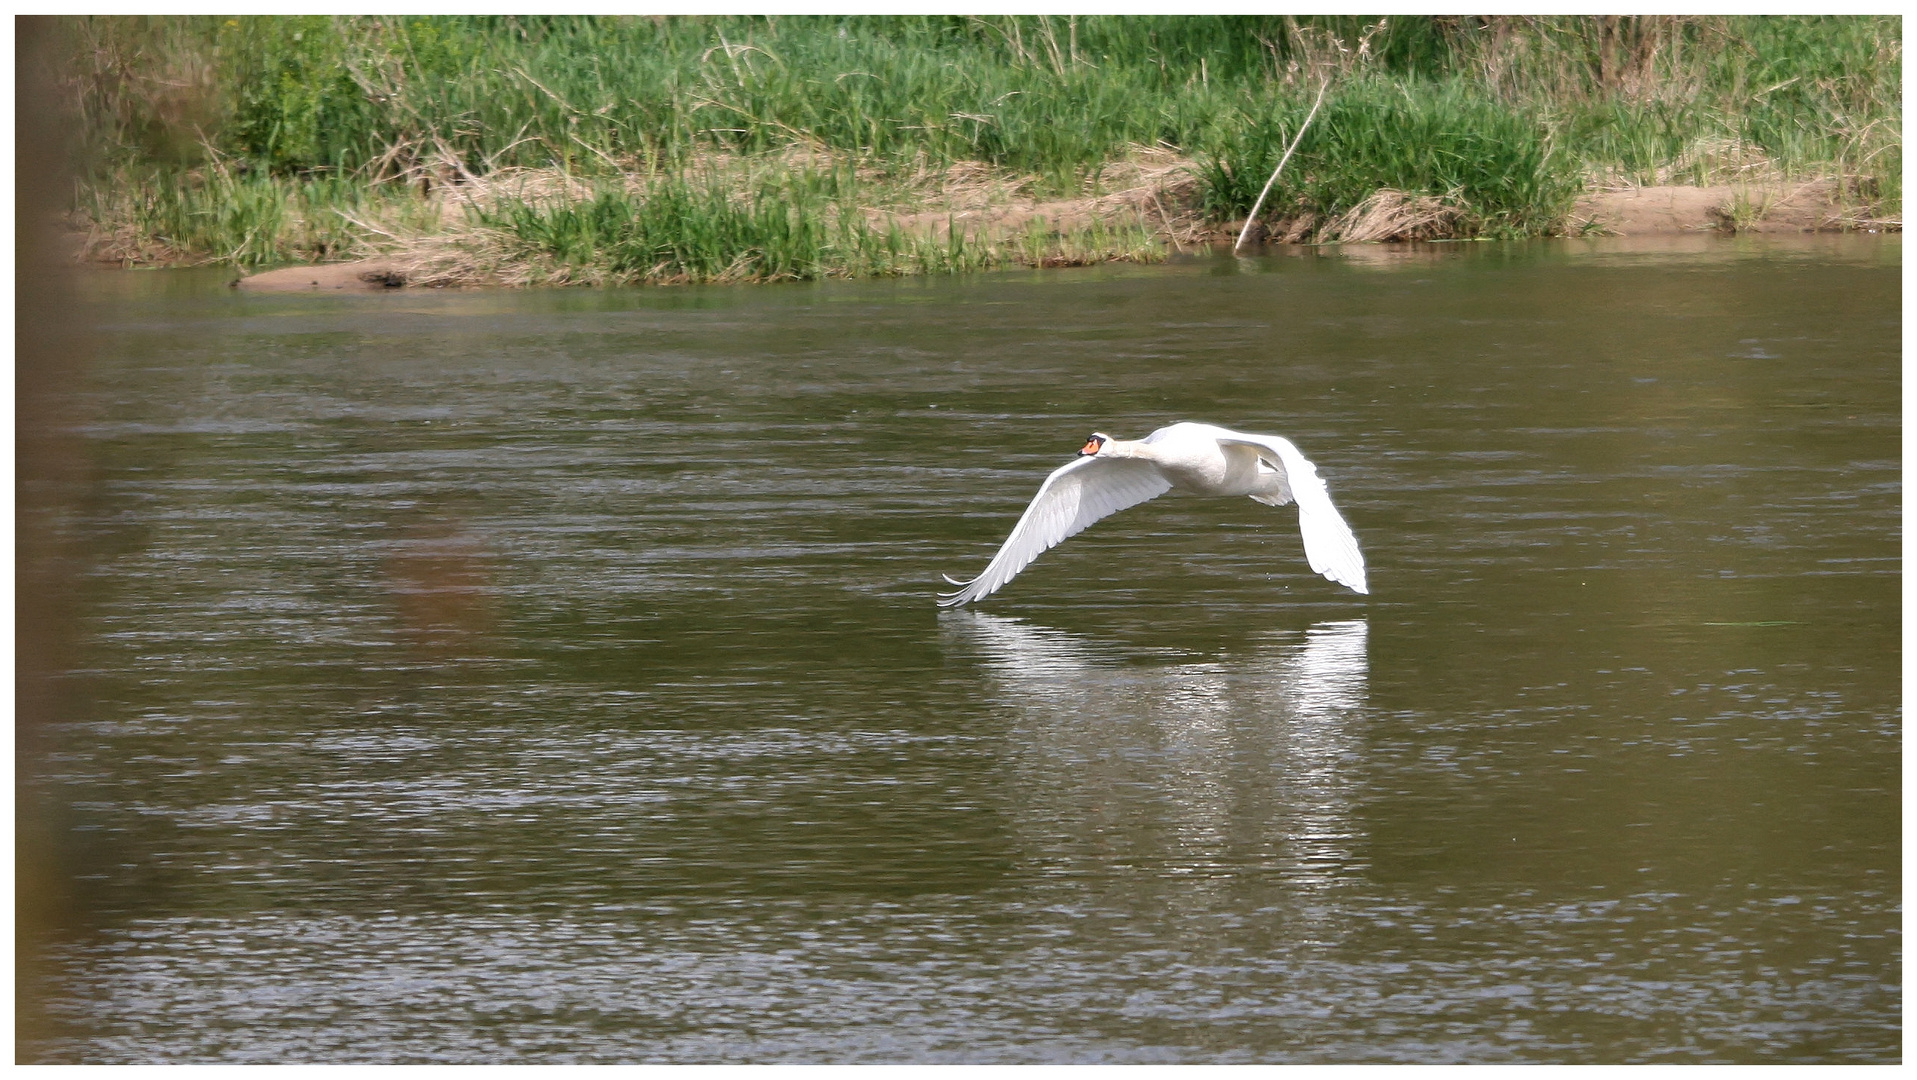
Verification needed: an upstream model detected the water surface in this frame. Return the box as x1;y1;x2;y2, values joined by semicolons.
28;235;1900;1062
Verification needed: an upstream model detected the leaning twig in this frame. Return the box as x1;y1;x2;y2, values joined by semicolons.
1235;79;1329;252
333;209;403;241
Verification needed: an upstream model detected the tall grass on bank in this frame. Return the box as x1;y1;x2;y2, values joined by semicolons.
67;16;1290;190
447;169;1162;286
78;165;441;266
1199;77;1581;240
64;15;1901;191
78;149;1169;276
51;15;1902;278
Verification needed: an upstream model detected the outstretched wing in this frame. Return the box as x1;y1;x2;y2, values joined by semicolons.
939;455;1171;607
1216;430;1368;595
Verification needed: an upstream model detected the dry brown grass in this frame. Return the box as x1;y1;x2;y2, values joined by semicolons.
881;144;1205;248
1318;189;1468;243
1239;189;1466;245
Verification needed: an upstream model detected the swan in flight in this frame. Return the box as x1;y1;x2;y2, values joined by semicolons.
939;422;1367;607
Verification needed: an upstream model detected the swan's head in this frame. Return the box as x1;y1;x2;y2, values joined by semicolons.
1078;432;1111;457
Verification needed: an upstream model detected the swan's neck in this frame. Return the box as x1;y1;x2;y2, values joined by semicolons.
1099;439;1157;462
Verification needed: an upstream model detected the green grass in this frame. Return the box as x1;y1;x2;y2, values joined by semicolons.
73;16;1291;188
79;165;439;266
52;15;1902;277
460;167;1161;285
1197;77;1581;237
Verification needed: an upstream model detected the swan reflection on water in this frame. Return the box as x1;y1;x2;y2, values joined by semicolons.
942;612;1370;909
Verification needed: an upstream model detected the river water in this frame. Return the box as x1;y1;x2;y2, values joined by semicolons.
26;235;1900;1063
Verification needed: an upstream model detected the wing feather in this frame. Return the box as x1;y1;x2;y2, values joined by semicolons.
1215;430;1368;595
939;455;1171;607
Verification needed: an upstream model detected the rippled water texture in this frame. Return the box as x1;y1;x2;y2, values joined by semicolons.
28;236;1900;1062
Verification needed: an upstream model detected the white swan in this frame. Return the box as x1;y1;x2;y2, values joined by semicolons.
939;422;1367;606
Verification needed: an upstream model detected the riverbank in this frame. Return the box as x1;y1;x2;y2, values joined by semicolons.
227;175;1876;292
54;16;1900;286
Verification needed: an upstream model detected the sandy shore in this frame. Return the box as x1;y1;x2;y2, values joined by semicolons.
1568;180;1858;236
235;262;407;293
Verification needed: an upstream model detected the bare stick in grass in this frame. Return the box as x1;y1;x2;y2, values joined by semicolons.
1235;79;1329;253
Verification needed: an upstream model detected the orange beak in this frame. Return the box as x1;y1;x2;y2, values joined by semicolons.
1078;437;1103;456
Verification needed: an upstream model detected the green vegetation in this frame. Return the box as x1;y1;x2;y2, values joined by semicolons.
48;15;1901;283
444;167;1159;286
1197;77;1577;241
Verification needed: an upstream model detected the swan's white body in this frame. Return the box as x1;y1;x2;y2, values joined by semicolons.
939;422;1367;607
